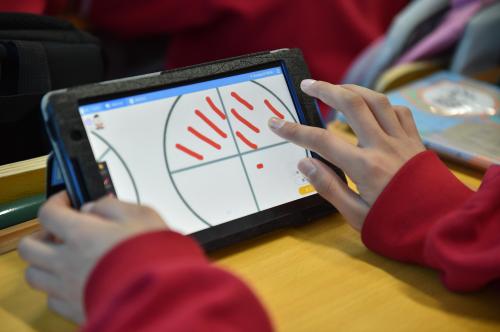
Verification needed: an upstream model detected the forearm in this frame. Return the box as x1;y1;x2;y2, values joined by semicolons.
362;151;500;291
83;231;272;331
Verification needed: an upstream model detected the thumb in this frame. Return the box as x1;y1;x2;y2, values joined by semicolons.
298;158;369;231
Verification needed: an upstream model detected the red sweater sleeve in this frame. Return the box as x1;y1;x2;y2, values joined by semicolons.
82;231;273;332
362;151;500;292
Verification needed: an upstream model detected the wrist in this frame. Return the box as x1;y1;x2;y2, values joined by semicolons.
361;151;473;262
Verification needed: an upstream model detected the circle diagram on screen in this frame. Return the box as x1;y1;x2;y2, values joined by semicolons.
164;80;307;226
80;66;316;234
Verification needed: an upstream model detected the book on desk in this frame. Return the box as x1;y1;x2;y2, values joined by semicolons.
337;72;500;170
386;72;500;170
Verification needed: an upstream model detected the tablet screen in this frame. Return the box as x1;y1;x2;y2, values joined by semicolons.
79;65;316;234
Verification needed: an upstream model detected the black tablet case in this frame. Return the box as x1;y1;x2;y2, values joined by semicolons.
44;49;345;251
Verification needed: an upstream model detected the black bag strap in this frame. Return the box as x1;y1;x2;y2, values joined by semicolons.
0;40;51;123
14;40;51;94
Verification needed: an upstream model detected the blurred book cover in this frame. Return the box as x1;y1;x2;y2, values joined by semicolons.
386;72;500;170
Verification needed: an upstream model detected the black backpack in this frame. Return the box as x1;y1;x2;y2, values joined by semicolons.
0;13;104;165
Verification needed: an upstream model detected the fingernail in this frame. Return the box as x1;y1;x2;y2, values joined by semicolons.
300;79;316;91
81;202;94;213
268;117;285;130
298;158;317;178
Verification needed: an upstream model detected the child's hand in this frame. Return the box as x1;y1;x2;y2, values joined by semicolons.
18;191;167;324
269;80;425;230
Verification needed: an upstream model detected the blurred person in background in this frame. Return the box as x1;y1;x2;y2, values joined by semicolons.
1;0;409;116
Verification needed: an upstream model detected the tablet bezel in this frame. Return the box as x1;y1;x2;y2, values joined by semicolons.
42;48;345;250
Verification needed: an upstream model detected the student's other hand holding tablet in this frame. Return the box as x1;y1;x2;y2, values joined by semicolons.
269;80;426;230
18;191;167;324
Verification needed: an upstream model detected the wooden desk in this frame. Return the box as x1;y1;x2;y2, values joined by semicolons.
0;146;498;331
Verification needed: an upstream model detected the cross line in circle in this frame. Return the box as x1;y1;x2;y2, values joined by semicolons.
170;140;291;175
215;87;260;211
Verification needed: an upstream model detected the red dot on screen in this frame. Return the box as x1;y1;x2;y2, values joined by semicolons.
256;163;264;169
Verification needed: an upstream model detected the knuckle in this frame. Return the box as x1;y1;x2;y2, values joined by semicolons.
342;83;357;89
399;106;412;117
324;178;338;197
311;174;336;201
311;175;328;194
315;129;333;152
395;106;412;118
373;92;390;107
343;93;365;110
143;207;165;227
285;122;301;138
406;110;416;124
315;82;332;100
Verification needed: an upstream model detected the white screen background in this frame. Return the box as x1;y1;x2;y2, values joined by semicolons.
81;71;315;234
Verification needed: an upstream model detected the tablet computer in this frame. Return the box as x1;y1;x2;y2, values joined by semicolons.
42;48;345;250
